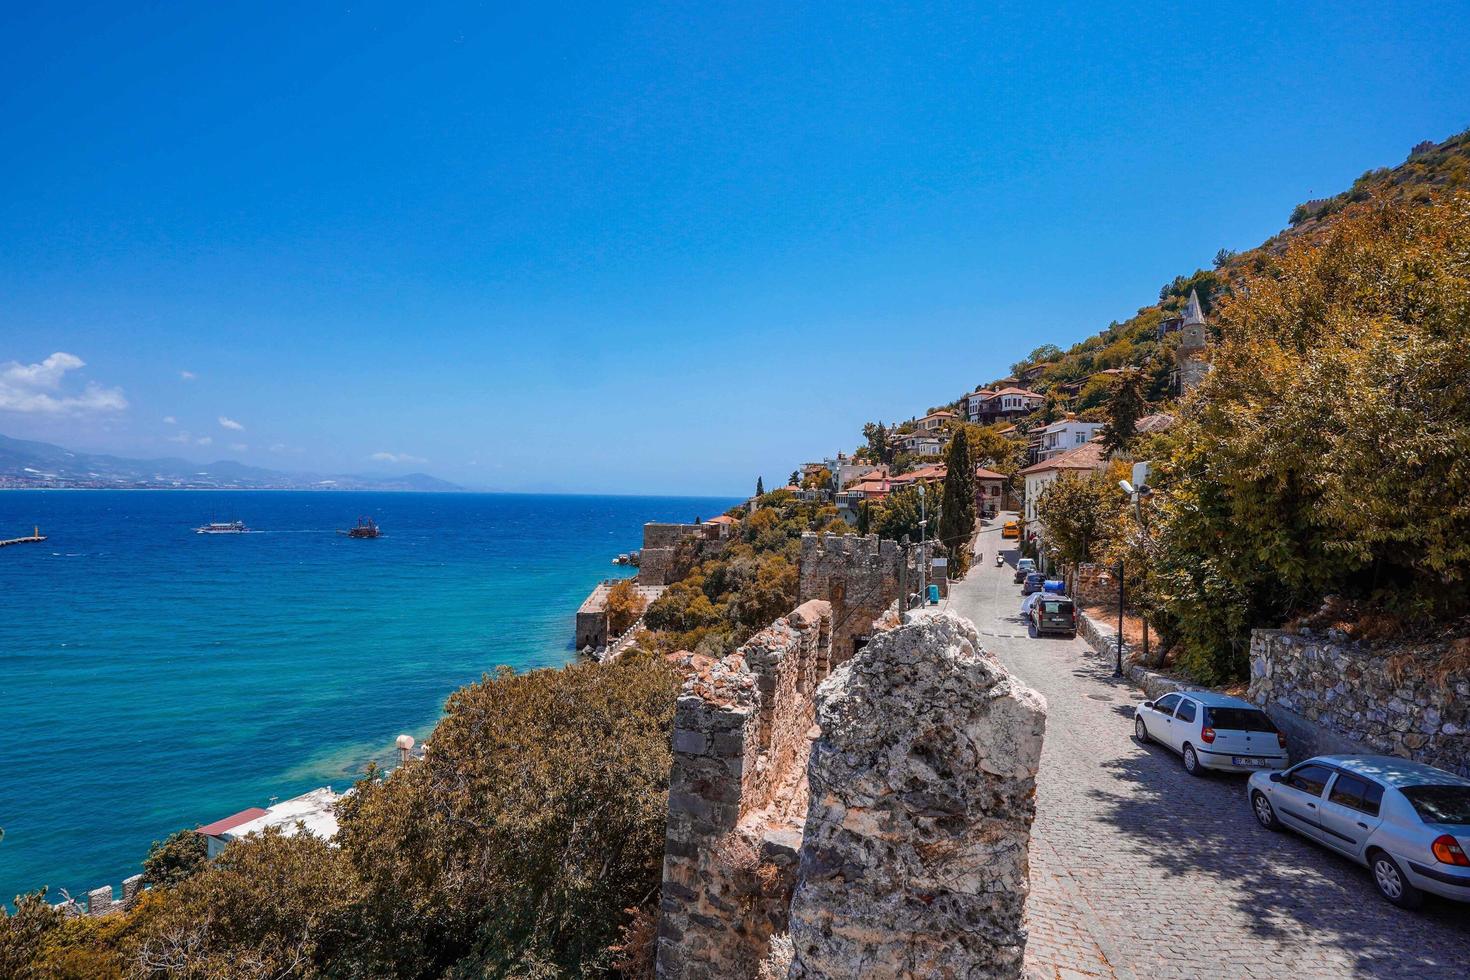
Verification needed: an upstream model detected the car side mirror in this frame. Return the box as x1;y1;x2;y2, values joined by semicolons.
1268;772;1283;783
1140;701;1153;710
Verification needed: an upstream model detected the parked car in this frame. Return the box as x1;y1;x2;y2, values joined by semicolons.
1013;558;1036;584
1027;593;1076;638
1133;691;1288;775
1248;755;1470;909
1021;572;1045;595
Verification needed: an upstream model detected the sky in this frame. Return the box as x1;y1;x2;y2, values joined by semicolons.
2;2;1468;494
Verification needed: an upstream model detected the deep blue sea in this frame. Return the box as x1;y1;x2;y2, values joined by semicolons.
0;490;735;903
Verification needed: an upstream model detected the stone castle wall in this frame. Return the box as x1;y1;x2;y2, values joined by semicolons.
1249;630;1470;777
639;523;728;586
788;612;1046;979
798;533;906;662
656;601;834;980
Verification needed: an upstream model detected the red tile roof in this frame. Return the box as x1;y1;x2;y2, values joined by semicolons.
195;807;269;838
974;466;1006;480
1016;441;1109;477
704;514;738;525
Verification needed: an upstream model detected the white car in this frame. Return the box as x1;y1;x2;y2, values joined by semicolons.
1249;756;1470;908
1133;691;1289;775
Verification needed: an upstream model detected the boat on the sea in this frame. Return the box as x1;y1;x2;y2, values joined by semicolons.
341;517;381;539
195;520;249;534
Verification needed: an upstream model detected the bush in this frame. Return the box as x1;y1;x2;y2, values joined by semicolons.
605;578;647;637
142;827;208;890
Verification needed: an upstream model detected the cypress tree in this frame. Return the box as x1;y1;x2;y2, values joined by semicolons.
938;428;976;576
756;476;765;496
1102;371;1146;455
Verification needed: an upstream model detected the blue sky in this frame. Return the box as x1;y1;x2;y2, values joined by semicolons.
2;2;1467;494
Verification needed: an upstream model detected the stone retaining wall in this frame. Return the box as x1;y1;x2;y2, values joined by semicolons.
1249;630;1470;777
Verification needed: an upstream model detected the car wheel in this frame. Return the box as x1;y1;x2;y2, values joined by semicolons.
1251;791;1281;831
1134;717;1150;743
1182;744;1207;777
1369;850;1424;910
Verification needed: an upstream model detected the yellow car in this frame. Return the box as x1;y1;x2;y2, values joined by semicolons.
1002;521;1019;539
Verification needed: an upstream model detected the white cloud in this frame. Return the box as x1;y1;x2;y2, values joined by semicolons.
370;451;427;465
230;442;248;453
167;431;192;444
0;352;128;415
180;370;196;381
196;436;213;446
163;415;177;425
218;416;244;431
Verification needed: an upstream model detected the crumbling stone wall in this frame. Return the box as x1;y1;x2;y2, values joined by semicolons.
788;611;1046;979
798;533;906;663
639;522;727;586
657;601;834;980
1249;630;1470;777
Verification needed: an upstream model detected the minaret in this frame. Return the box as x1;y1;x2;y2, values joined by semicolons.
1175;289;1210;393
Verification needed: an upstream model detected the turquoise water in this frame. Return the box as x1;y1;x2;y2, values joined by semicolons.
0;490;734;902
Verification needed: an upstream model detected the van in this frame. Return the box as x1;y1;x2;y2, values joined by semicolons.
1029;594;1076;638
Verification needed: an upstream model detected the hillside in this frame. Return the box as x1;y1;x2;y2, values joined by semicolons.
0;433;463;492
974;127;1470;416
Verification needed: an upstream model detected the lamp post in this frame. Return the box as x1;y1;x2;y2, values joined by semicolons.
917;483;928;607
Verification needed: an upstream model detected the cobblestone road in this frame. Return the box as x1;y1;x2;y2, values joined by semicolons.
945;520;1470;980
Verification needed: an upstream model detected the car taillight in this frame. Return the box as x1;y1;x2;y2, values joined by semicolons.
1201;727;1216;744
1431;835;1470;867
1277;732;1288;748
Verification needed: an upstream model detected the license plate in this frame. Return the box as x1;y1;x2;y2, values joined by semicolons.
1233;756;1271;767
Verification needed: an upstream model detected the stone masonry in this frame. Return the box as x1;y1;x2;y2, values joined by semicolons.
656;601;834;980
787;611;1046;980
1249;629;1470;777
798;533;906;664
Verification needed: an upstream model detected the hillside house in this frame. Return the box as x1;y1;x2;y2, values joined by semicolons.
967;387;1045;425
916;410;959;431
1034;414;1104;461
1017;441;1110;567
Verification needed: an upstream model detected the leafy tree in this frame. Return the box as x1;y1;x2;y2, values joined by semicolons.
0;890;65;980
605;578;647;636
856;500;871;536
336;654;679;978
801;466;832;490
861;422;894;465
1035;471;1124;571
1101;370;1146;455
789;470;801;487
872;485;926;542
142;828;208;890
937;429;976;577
1148;192;1470;679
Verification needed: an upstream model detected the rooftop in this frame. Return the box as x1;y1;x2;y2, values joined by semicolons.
195;807;269;838
220;787;342;844
1323;756;1470;789
1017;440;1108;477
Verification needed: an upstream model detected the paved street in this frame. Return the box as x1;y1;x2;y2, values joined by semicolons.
944;519;1470;980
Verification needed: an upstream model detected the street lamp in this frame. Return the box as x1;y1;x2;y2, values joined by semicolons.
917;483;927;606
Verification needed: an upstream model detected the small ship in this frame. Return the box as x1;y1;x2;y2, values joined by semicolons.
340;517;381;539
195;520;249;534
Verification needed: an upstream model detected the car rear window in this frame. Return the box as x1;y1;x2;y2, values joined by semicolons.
1401;785;1470;824
1203;708;1278;733
1041;600;1072;614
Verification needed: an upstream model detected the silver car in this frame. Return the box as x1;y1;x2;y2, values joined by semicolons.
1248;755;1470;908
1133;691;1289;775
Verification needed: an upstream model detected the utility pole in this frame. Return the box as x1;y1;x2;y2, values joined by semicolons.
1115;559;1125;677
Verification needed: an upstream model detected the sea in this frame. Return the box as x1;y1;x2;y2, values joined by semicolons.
0;489;736;903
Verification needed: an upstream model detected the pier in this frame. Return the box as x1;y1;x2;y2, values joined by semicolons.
0;526;46;548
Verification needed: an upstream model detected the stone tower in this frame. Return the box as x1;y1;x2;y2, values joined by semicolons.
1174;289;1210;393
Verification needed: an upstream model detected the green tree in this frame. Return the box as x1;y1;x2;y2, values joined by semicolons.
937;429;976;577
862;421;894;465
1034;472;1122;571
755;476;764;496
0;890;65;980
142;828;208;890
335;653;680;977
872;485;925;542
856;500;871;536
1101;370;1146;455
605;578;647;637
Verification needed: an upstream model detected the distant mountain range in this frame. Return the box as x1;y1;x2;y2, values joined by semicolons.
0;433;463;492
